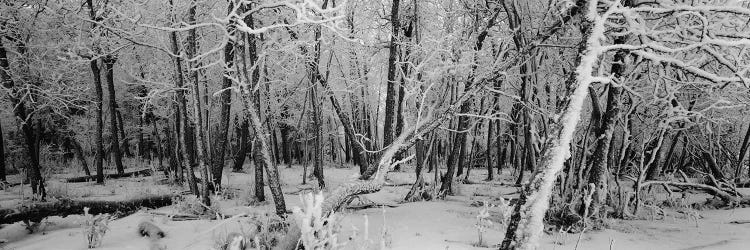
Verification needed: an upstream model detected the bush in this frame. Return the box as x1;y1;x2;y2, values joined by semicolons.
81;207;111;248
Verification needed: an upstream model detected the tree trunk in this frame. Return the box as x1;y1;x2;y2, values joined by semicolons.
232;117;249;172
735;123;750;181
116;110;132;157
316;69;371;177
242;94;286;216
307;14;328;188
252;138;266;202
0;194;177;225
209;1;236;189
236;3;285;215
153;120;164;170
84;0;105;185
186;1;210;205
71;138;91;176
393;74;407;171
1;36;45;199
310;83;325;188
168;0;198;193
103;56;125;174
502;1;603;247
382;0;401;149
166;119;181;182
138;111;146;160
486;119;494;181
0;119;4;182
584;23;628;219
703;152;726;180
91;59;105;184
29;121;45;199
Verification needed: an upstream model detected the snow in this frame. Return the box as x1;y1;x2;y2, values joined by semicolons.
2;166;750;249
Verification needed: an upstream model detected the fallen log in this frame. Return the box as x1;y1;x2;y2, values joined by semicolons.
0;182;23;190
0;194;177;225
64;168;153;183
641;181;741;203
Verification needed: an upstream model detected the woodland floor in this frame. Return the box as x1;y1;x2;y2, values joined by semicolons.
0;163;749;250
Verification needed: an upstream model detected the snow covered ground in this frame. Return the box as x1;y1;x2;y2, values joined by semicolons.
1;164;749;250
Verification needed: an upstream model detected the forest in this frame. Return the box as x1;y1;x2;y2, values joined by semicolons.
1;0;750;249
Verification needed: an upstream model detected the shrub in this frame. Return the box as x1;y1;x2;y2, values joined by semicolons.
81;207;111;248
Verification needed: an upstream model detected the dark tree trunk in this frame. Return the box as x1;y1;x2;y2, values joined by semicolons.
393;77;406;171
316;68;371;177
584;26;628;219
186;1;210;206
166;118;181;182
703;152;726;180
280;106;292;165
152;121;164;170
232;117;249;172
0;120;4;182
71;138;91;176
29;121;45;199
306;10;328;188
116;110;132;157
103;56;125;174
252;138;266;202
168;17;197;192
1;35;44;199
441;86;472;195
382;0;401;149
310;83;325;188
210;0;236;189
486;119;494;181
138;111;146;159
84;0;105;184
735;123;750;181
91;59;105;184
238;1;285;215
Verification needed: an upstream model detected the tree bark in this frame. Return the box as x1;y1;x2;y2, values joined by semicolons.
242;95;286;215
382;0;401;149
168;0;198;194
503;1;603;247
116;110;131;157
486;119;495;181
103;56;125;174
84;0;105;185
186;1;211;205
307;11;328;188
210;0;236;189
232;117;249;172
584;17;629;219
252;138;266;202
71;138;91;176
0;194;177;225
0;119;4;182
309;82;325;188
1;35;44;199
702;152;726;180
735;123;750;181
91;59;105;184
64;168;152;183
